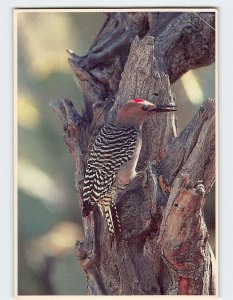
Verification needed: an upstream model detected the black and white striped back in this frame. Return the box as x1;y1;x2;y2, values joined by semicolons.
82;123;138;216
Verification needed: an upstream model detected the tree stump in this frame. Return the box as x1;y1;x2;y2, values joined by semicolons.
51;12;216;296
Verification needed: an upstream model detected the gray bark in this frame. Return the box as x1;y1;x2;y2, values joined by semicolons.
51;12;216;295
68;11;215;114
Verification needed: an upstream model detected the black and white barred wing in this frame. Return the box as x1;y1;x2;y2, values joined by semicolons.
82;123;138;216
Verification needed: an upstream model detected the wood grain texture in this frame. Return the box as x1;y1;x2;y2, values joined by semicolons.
52;12;216;295
67;12;215;112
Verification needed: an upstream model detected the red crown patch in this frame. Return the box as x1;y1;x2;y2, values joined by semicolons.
132;98;145;103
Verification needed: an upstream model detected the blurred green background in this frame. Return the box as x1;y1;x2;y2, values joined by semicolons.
17;11;215;295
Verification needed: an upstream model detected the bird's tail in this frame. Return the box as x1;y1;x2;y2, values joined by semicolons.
104;205;115;235
111;203;121;235
103;202;121;244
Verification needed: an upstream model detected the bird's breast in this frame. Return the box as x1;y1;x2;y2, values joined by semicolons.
114;133;142;187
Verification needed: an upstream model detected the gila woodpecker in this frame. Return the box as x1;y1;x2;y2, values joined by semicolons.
82;98;177;236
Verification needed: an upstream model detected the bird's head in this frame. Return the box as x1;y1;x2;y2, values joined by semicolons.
115;98;177;128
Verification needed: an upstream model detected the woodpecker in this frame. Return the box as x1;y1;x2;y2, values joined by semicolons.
82;98;176;236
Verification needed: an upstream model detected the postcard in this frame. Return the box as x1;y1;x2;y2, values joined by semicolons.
15;8;217;298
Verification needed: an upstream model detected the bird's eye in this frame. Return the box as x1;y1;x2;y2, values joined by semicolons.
141;105;149;111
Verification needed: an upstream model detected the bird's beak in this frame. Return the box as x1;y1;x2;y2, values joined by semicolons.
149;104;177;113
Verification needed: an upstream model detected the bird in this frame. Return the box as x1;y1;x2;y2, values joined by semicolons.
82;98;177;237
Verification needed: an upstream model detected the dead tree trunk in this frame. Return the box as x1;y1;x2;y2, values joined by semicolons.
51;12;215;295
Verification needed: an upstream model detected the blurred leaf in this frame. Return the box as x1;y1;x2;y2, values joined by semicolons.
194;64;215;99
18;251;42;295
18;190;60;239
171;63;215;132
51;251;86;295
28;222;83;258
180;70;204;105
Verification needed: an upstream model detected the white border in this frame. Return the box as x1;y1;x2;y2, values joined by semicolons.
0;1;232;299
14;7;218;300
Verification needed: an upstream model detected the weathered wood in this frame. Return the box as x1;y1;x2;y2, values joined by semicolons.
52;28;216;295
158;99;215;194
107;36;177;168
67;12;215;112
158;175;214;295
154;12;215;82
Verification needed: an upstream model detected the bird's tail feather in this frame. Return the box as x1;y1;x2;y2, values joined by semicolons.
104;205;115;235
110;203;121;250
111;203;121;234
